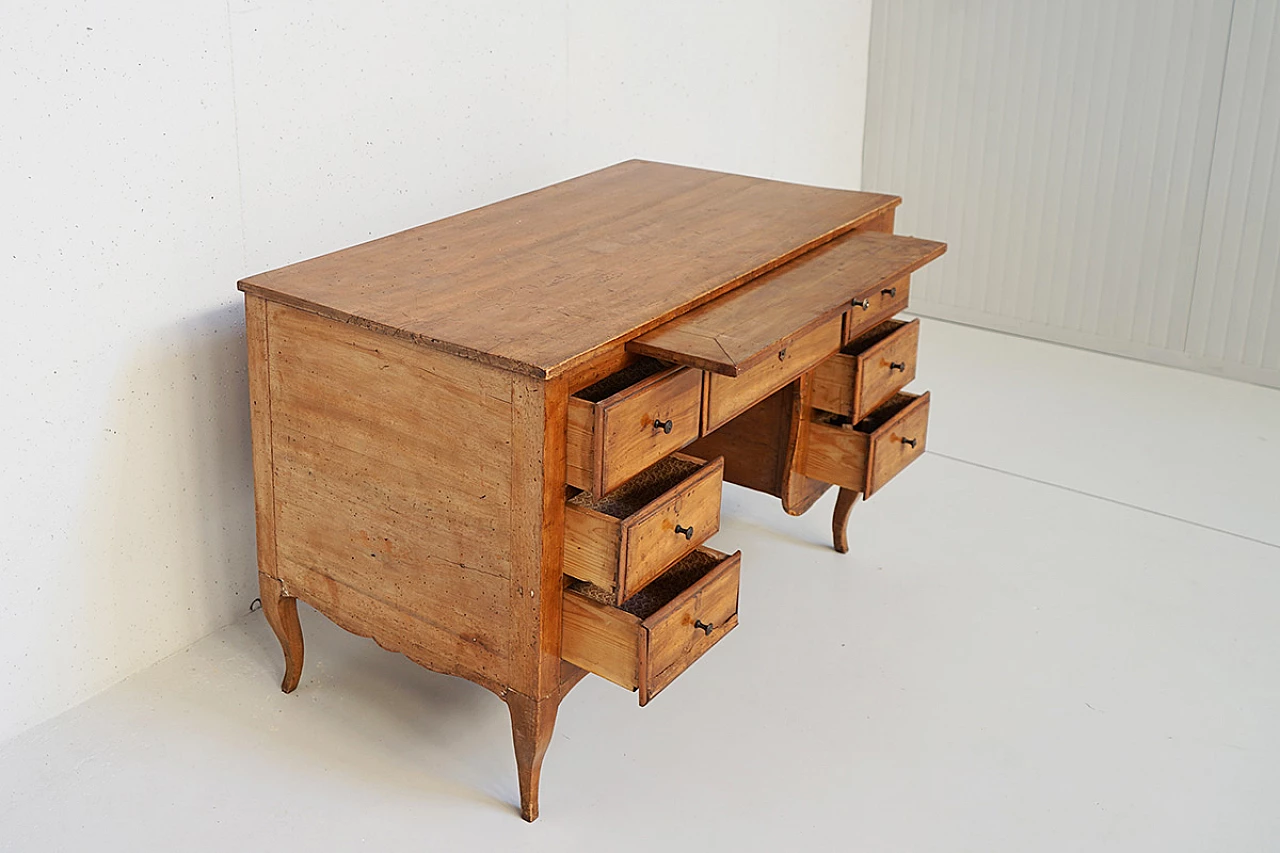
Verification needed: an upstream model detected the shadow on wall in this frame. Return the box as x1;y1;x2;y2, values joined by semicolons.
75;302;257;689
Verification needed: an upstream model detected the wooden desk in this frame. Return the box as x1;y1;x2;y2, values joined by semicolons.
238;160;945;821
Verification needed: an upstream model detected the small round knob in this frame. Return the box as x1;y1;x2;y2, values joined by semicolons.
881;286;897;298
889;361;906;372
851;298;870;310
901;437;918;448
674;524;694;540
654;418;673;434
694;619;713;636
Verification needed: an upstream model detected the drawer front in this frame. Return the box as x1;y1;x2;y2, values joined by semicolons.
599;365;703;493
801;391;930;497
866;392;929;496
843;276;910;344
561;547;741;706
703;317;842;433
812;319;919;422
642;549;740;704
622;457;724;600
568;359;704;495
563;454;724;604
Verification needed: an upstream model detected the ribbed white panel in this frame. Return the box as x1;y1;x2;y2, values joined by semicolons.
1188;0;1280;375
864;1;1280;387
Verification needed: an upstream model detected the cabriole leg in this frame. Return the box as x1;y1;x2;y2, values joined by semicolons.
259;573;304;693
832;487;861;554
505;691;559;822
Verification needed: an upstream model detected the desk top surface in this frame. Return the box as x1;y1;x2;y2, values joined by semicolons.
239;160;899;379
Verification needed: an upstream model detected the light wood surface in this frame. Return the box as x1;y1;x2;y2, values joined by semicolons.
684;384;792;497
564;454;724;604
560;547;741;706
567;362;703;495
242;161;945;821
630;230;944;376
802;392;931;497
812;318;920;422
866;392;930;497
267;303;521;691
703;317;842;433
239;160;901;379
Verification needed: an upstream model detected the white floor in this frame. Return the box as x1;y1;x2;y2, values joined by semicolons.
2;319;1278;852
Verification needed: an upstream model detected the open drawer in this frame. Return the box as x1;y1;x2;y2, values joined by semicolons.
566;357;703;495
802;391;930;498
565;453;724;605
812;318;920;422
562;546;741;705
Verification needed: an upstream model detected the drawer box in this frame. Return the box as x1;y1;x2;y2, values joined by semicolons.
562;546;741;706
702;316;842;433
812;318;920;422
802;391;930;497
564;453;724;605
843;276;910;343
567;357;703;495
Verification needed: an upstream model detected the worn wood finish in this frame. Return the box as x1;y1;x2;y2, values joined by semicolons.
802;392;931;497
567;363;703;495
640;550;741;705
842;276;912;345
831;488;860;554
703;317;842;433
267;303;522;690
866;392;930;497
812;319;920;422
245;295;278;578
684;384;792;497
630;230;944;376
240;160;901;379
564;454;724;604
781;371;833;515
560;547;741;706
259;573;303;693
241;161;945;821
505;691;558;822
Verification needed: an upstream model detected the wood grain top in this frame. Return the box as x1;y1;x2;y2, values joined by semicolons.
628;230;946;376
238;160;900;378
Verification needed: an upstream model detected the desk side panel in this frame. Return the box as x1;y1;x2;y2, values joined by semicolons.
265;302;524;692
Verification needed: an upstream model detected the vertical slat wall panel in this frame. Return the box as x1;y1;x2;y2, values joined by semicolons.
865;1;1280;388
1188;0;1280;376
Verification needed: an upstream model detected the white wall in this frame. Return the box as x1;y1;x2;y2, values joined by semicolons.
865;0;1280;389
0;0;873;742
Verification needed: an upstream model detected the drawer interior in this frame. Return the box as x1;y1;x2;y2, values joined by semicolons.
568;547;724;621
572;356;670;403
567;453;702;517
845;317;908;351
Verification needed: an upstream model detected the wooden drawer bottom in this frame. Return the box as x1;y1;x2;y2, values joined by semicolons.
562;546;741;705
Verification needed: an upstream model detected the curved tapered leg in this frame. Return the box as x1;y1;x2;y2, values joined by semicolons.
832;487;861;554
505;691;559;822
259;573;304;693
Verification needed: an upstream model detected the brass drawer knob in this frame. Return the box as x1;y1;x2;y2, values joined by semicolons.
901;437;918;448
851;298;870;310
889;361;906;372
654;418;673;434
881;286;897;298
674;524;694;540
694;619;714;636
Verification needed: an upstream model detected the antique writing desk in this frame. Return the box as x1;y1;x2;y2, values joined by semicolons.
239;160;945;820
